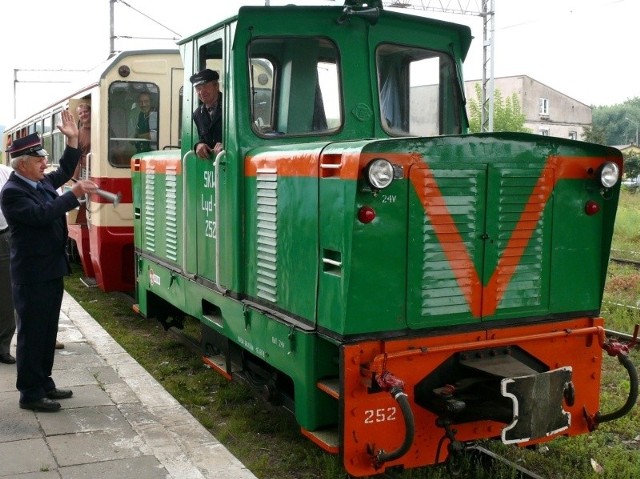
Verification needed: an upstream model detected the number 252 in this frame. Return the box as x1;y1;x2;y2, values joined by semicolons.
364;407;397;424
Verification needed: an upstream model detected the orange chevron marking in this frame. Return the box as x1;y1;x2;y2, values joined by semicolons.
412;166;483;316
482;166;552;316
411;155;621;318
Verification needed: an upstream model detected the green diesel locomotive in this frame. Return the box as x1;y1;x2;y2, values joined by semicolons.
132;2;637;476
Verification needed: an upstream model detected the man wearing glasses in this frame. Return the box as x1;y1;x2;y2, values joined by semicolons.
0;110;97;412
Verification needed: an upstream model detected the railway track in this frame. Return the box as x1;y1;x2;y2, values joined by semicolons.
377;443;546;479
605;327;639;343
610;256;640;268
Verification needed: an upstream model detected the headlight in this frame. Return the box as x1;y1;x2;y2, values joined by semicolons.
600;162;620;188
366;159;394;189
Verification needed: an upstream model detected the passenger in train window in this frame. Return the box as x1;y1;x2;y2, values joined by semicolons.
134;92;158;153
74;102;91;180
190;68;223;159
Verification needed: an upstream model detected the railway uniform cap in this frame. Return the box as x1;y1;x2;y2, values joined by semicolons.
190;69;219;86
8;133;48;158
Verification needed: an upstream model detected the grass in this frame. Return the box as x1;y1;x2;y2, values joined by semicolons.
63;190;640;479
611;187;640;260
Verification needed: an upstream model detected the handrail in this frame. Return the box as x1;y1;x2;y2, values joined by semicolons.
214;149;226;292
181;150;196;279
367;326;607;375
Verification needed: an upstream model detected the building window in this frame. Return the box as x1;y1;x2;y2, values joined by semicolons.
569;131;577;140
539;128;549;136
539;98;549;116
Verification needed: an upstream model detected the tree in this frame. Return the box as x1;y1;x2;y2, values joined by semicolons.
623;153;640;180
581;124;608;145
591;97;640;145
467;83;530;133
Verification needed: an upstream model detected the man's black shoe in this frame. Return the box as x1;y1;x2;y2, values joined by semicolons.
46;388;73;400
0;353;16;364
19;397;61;412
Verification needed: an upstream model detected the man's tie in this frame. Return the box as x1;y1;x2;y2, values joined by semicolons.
36;183;54;201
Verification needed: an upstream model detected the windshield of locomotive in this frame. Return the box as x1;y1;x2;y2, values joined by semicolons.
377;44;462;137
249;37;342;137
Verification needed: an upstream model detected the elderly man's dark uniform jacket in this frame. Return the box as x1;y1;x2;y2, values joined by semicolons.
1;147;81;285
192;92;223;152
0;145;80;404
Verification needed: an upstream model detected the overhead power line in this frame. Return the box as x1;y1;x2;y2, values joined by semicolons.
109;0;181;55
383;0;483;15
114;0;181;37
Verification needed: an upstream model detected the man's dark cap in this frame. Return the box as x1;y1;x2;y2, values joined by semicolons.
7;133;48;159
189;69;219;86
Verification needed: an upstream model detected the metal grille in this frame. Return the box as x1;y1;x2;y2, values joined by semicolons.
255;168;278;302
412;165;549;323
420;169;480;316
165;166;178;261
143;164;156;252
494;170;546;309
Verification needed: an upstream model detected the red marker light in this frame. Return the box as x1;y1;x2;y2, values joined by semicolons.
358;206;376;223
585;200;600;216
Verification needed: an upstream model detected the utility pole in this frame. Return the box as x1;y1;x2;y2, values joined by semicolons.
481;0;495;132
110;0;116;56
625;117;639;145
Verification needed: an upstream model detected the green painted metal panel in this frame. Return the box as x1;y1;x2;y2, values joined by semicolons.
232;310;338;429
549;179;611;312
137;256;186;314
243;144;323;322
317;140;412;336
183;151;200;275
194;153;218;281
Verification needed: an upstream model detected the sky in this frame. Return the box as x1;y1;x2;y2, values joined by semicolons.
0;0;638;127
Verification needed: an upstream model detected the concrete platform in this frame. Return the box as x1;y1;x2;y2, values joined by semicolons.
0;292;258;479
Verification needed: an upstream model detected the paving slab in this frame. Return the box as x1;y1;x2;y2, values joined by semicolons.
0;292;258;479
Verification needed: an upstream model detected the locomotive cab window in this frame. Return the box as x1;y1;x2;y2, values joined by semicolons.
195;36;224;94
377;44;461;137
248;37;342;137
